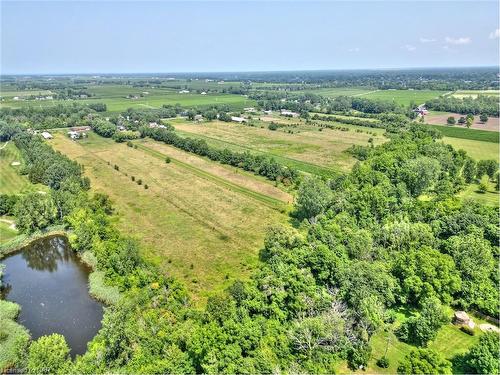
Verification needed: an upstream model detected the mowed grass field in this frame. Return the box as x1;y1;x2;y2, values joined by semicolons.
361;89;446;106
0;141;47;195
171;118;387;173
50;132;289;302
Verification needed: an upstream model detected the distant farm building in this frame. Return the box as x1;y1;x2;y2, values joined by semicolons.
231;116;246;123
280;109;299;117
413;106;429;116
244;107;256;113
194;114;203;121
201;92;207;95
41;132;53;139
149;122;159;128
68;131;87;140
179;90;190;94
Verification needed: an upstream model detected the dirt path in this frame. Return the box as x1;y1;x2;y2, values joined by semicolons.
0;141;9;150
0;217;16;230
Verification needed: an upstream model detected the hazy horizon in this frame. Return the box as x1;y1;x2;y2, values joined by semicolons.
2;1;499;75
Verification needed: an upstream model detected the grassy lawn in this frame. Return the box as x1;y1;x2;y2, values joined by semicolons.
171;119;386;173
305;87;375;97
0;142;47;194
0;218;17;245
362;89;446;106
50;132;288;303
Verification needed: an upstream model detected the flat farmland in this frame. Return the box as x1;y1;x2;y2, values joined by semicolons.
425;112;499;132
362;89;446;106
171;119;387;172
0;88;255;112
306;87;375;97
50;132;288;302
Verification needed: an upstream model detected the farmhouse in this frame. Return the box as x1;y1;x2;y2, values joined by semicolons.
194;114;203;121
179;90;190;94
41;131;53;139
201;92;207;95
280;109;299;117
231;116;246;123
413;105;428;116
149;122;159;128
68;131;87;140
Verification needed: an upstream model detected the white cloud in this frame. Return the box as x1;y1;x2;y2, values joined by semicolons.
445;36;471;45
348;47;360;52
489;29;500;39
419;37;436;43
402;44;417;52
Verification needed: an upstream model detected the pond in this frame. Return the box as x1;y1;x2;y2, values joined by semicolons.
0;235;104;356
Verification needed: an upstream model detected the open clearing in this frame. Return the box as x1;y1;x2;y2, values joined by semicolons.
0;142;48;195
361;89;446;106
50;132;288;302
171;119;386;173
442;137;499;162
425;112;499;132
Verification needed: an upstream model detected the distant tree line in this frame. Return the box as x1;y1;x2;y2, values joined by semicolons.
426;95;499;117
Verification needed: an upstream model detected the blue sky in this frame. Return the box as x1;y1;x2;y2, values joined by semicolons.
1;1;499;74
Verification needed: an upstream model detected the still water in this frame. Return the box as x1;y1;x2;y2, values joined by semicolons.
1;235;104;356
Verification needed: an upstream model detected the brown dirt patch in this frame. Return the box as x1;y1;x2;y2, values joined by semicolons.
425;113;499;132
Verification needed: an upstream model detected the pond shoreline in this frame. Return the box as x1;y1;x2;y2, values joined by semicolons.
0;225;67;260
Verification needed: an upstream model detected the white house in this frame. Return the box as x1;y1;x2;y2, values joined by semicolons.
179;90;190;94
201;92;207;95
231;116;246;123
194;114;203;121
41;131;53;139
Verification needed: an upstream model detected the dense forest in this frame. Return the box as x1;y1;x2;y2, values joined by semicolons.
1;116;498;373
425;95;500;117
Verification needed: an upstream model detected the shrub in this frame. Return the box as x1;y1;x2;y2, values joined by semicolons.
88;271;121;305
268;122;279;131
131;176;135;181
165;156;171;163
478;182;488;193
114;165;119;171
137;179;142;185
144;184;148;189
480;114;488;123
126;141;133;147
447;116;456;125
377;357;390;368
460;325;475;336
27;334;71;374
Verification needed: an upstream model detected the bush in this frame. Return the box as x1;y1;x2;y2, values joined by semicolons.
131;176;135;181
478;182;488;193
480;114;488;123
114;165;119;171
377;357;390;368
268;122;279;131
144;184;148;189
126;141;133;147
27;334;71;374
447;116;456;125
165;156;171;163
137;179;142;185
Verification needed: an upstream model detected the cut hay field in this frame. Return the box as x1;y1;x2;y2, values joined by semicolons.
0;142;47;195
362;89;446;106
442;137;499;162
171;119;386;173
50;132;288;302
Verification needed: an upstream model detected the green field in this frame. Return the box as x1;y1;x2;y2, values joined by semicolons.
0;218;17;244
0;142;47;194
306;87;375;97
428;125;499;143
442;137;499;162
171;118;387;174
362;89;446;106
0;92;254;113
50;132;289;302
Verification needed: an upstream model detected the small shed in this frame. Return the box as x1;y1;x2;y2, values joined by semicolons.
41;131;53;139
